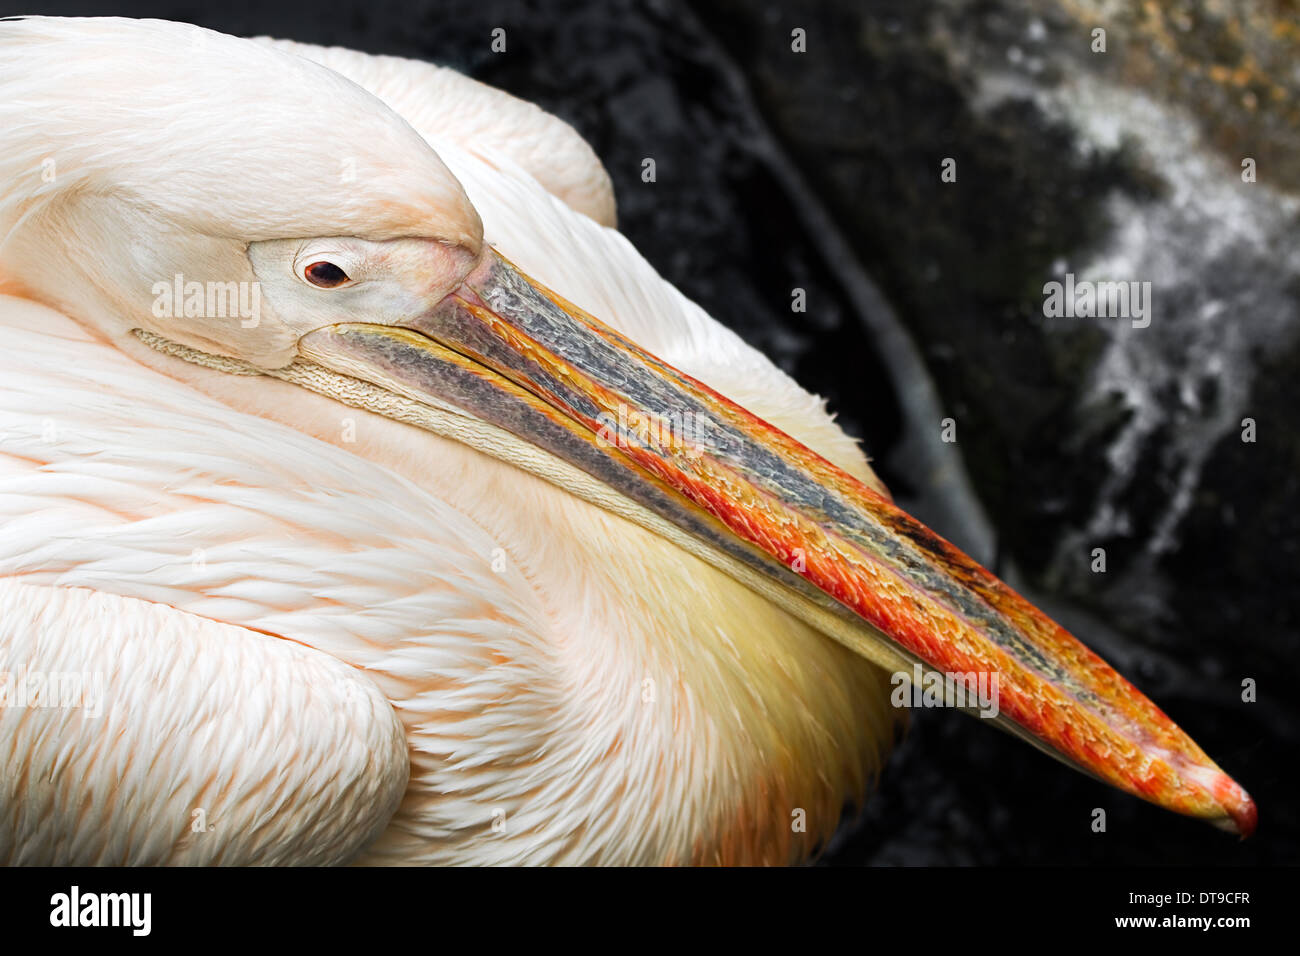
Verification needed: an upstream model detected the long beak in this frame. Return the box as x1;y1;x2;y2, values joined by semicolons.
299;248;1256;836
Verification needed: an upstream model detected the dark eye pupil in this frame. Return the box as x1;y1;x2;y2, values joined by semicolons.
305;261;349;287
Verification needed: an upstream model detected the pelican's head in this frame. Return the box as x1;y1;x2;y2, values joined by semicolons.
0;15;483;369
0;16;1256;838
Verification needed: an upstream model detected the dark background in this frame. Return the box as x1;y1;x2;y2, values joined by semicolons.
12;0;1297;865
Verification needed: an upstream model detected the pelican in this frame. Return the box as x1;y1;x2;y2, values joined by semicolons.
0;16;1255;865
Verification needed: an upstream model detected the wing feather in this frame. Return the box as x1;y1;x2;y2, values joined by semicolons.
0;578;408;865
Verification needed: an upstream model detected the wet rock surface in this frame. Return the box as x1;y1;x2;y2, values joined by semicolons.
692;0;1299;864
29;0;1297;863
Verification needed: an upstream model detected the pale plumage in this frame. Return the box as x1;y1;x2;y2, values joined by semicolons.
0;18;893;865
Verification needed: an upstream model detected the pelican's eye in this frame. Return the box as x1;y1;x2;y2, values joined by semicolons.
303;261;350;288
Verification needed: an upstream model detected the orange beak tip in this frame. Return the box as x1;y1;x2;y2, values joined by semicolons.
1229;793;1258;840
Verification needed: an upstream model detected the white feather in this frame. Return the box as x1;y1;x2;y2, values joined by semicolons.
0;18;895;865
